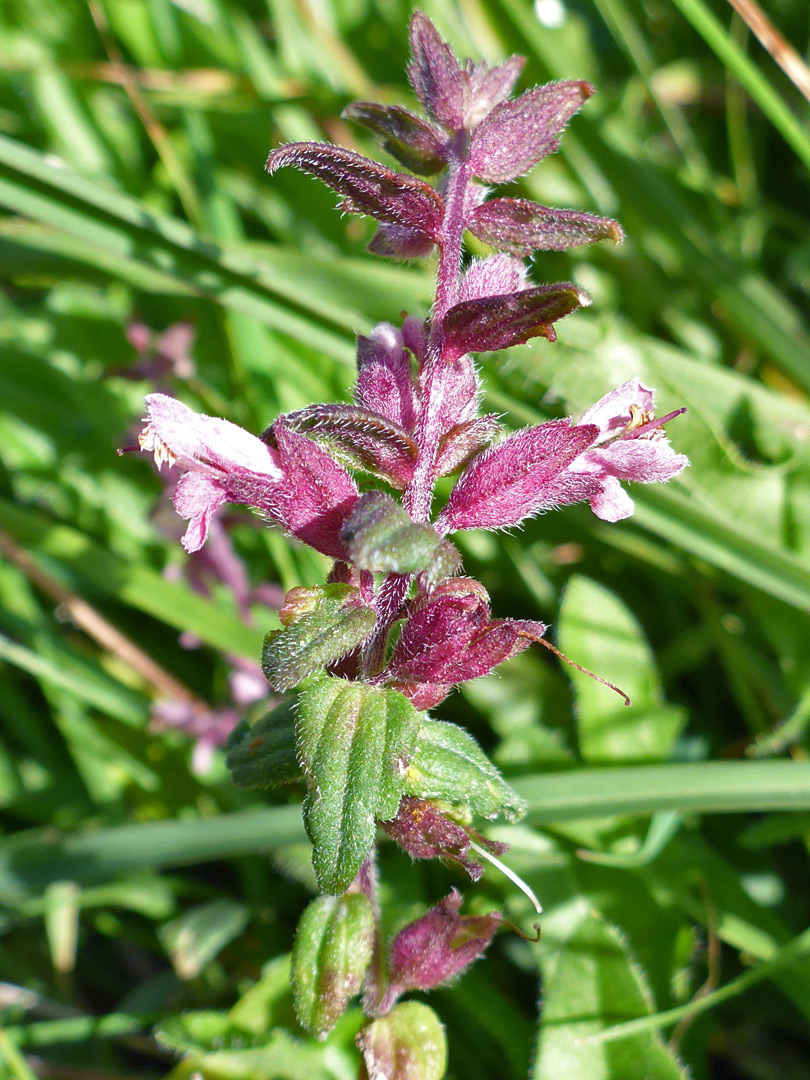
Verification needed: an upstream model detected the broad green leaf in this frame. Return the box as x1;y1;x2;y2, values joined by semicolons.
558;575;685;762
225;698;301;789
262;584;375;692
297;676;422;892
405;718;527;823
291;893;374;1038
533;903;687;1080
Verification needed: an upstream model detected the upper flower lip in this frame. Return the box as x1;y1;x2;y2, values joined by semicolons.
139;393;284;479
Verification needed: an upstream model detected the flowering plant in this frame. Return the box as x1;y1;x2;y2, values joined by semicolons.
136;13;687;1076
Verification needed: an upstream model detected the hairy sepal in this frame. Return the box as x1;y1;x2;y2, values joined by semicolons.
340;492;460;579
441;283;591;360
279;404;418;489
434;415;502;477
265;142;442;239
292;892;375;1039
261;583;375;692
406;718;527;823
469;81;592;182
437;420;600;532
469;197;623;255
358;1002;447;1080
342;102;447;175
297;676;422;893
224;698;300;789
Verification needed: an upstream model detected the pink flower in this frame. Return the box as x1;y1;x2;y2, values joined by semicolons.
569;380;689;522
139;394;359;557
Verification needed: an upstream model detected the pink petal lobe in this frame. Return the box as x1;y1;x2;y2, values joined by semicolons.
173;473;226;552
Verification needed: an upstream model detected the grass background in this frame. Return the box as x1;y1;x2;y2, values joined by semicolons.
1;0;810;1077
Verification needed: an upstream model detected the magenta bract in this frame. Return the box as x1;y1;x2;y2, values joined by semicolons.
385;888;501;1003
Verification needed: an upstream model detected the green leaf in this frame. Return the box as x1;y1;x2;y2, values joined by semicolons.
262;584;376;692
340;492;459;579
406;718;527;824
297;676;422;893
225;698;301;790
291;893;374;1039
159;899;249;980
558;575;685;762
512;761;810;821
533;904;687;1080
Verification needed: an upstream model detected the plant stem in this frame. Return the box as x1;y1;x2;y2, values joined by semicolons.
361;141;474;675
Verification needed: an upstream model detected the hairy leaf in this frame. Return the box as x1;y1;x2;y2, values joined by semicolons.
342;102;447;175
469;197;623;255
261;584;375;692
469;81;592;182
225;698;301;789
297;677;422;892
278;403;418;489
291;893;374;1039
441;283;591;360
340;491;459;578
266;142;443;238
405;718;527;823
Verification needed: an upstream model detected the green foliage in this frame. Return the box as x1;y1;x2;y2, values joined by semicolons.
262;583;375;691
2;0;810;1078
226;698;301;789
406;717;527;822
298;676;422;891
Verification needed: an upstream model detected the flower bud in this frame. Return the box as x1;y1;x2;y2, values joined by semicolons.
358;1001;447;1080
382;889;501;1009
292;892;375;1040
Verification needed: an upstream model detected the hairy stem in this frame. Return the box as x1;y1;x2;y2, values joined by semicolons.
360;143;473;676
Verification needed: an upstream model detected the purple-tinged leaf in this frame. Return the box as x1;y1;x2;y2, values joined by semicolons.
463;54;525;126
434;414;502;477
436;420;600;532
382;889;501;1008
441;283;591;360
266;142;443;238
367;223;437;259
407;12;465;129
459;254;529;302
469;81;592;182
342;102;447;175
277;403;417;490
469;197;623;255
356;323;419;431
251;419;359;559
